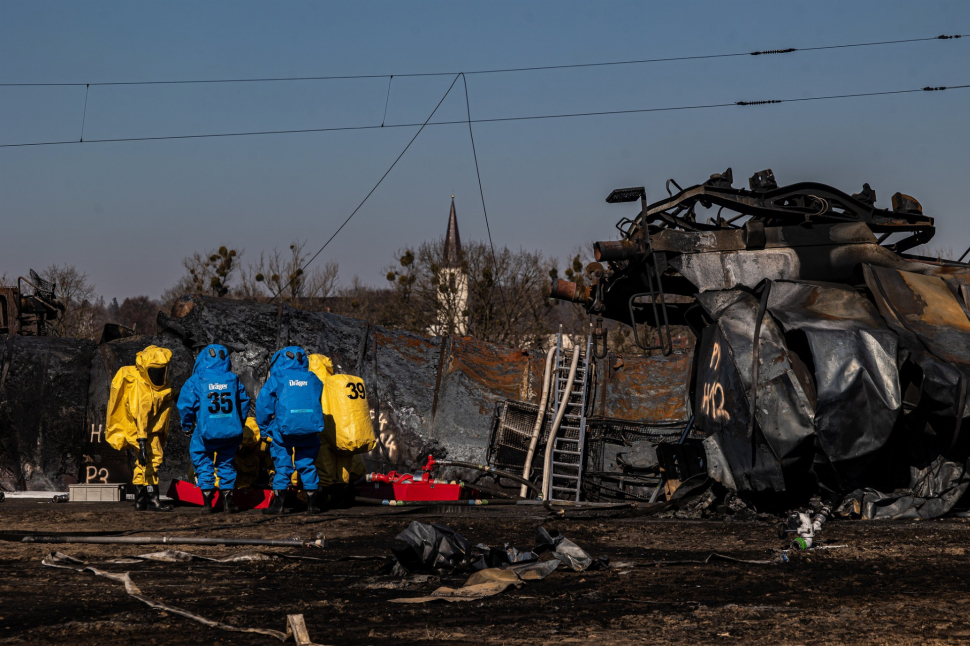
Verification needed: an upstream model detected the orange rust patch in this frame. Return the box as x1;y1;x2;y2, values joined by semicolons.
899;271;970;331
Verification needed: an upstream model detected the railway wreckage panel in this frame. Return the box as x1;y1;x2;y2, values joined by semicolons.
5;168;970;520
550;167;970;518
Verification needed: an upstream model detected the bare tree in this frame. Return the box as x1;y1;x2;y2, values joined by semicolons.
242;241;339;309
42;264;100;338
161;246;241;309
379;238;557;348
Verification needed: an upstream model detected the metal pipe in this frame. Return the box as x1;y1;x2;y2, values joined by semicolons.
541;345;581;500
21;535;313;547
520;346;556;497
549;279;590;303
354;497;517;506
593;240;639;262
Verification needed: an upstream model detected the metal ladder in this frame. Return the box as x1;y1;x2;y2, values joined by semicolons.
548;332;592;502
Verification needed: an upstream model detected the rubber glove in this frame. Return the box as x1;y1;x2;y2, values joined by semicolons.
137;438;148;466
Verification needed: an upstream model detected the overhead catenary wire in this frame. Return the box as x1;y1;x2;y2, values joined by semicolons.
3;83;968;149
1;34;964;86
268;73;462;302
461;73;498;271
380;75;393;127
79;84;89;142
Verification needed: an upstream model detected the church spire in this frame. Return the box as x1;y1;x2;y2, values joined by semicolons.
443;195;463;268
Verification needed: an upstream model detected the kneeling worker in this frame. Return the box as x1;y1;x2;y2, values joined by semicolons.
256;346;326;515
106;345;175;512
178;344;251;513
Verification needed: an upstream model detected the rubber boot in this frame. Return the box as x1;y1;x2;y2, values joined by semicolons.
305;489;322;514
262;490;287;515
134;485;148;511
222;489;240;514
145;484;173;512
340;482;356;509
201;489;216;514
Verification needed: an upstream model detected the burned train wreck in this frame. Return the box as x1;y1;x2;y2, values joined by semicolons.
552;168;970;518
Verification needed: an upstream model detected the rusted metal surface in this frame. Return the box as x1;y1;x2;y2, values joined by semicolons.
598;351;691;422
431;336;539;462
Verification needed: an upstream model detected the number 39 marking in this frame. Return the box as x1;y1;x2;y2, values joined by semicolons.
346;382;366;400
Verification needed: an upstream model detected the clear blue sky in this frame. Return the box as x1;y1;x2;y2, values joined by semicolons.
2;1;968;300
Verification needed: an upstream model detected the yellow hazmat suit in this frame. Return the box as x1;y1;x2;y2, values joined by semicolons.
307;354;369;487
105;346;173;486
235;416;275;489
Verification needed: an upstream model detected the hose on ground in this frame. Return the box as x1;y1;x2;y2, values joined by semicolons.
433;460;541;497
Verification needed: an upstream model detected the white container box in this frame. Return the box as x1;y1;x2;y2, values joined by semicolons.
69;483;125;502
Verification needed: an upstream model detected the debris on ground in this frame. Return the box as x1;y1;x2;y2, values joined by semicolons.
388;521;603;577
42;551;326;644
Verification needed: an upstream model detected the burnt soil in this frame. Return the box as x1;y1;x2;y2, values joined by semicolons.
1;500;969;645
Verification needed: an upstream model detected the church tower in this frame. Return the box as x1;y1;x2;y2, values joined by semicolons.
430;196;469;336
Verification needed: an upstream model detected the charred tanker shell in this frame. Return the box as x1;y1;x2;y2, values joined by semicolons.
0;336;95;490
557;167;970;517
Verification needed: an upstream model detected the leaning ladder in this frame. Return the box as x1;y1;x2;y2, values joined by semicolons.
548;332;592;502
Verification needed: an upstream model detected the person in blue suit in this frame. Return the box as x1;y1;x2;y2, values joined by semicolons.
255;346;325;515
177;344;251;514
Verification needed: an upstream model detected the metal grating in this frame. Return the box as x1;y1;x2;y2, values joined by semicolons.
487;400;551;482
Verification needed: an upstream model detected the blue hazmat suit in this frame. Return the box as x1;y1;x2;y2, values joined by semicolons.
255;346;325;491
177;344;251;490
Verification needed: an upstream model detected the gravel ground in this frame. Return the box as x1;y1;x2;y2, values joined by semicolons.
1;499;969;645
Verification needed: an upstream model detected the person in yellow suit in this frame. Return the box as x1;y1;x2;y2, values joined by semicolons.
105;345;174;512
235;416;275;490
308;354;367;509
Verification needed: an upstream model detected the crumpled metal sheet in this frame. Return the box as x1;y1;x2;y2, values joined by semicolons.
693;290;815;492
696;273;970;518
864;265;970;424
846;455;970;520
766;281;901;485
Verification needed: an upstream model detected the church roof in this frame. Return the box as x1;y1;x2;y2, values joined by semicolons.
443;196;463;267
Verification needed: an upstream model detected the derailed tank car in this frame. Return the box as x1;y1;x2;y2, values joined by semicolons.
552;168;970;518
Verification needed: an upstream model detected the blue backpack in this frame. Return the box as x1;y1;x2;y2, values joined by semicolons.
177;344;250;441
255;346;325;439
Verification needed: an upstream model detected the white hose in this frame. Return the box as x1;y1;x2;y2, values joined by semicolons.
541;345;581;500
520;346;556;497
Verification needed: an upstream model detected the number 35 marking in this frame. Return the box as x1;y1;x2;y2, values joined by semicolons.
346;382;366;400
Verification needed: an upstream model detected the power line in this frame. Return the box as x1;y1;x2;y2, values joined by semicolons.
461;73;497;270
2;83;967;149
269;74;462;302
380;75;393;127
1;34;964;87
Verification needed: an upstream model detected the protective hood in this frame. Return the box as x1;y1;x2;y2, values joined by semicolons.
136;345;173;389
193;344;232;374
308;354;334;379
270;346;309;373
